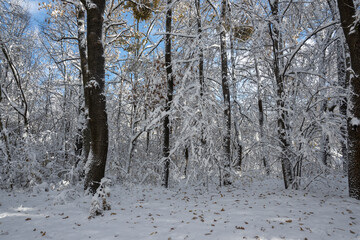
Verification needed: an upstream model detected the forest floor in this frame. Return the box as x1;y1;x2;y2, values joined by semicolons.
0;174;359;240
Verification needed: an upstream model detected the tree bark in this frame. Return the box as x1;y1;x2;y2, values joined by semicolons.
338;37;350;174
220;0;232;185
82;0;109;194
75;3;91;169
162;0;174;188
269;0;293;189
336;0;360;200
255;57;269;175
196;0;204;99
0;68;11;166
327;0;349;175
229;6;242;172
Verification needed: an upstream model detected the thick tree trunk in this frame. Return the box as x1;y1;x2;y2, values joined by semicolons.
269;0;293;189
83;0;109;194
220;0;232;185
337;0;360;200
162;0;174;188
327;0;349;175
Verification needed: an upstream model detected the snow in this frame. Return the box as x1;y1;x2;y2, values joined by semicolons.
87;79;100;89
350;117;360;126
0;176;359;239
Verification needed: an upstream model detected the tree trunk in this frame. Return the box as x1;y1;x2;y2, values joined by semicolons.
337;32;350;174
162;0;174;188
195;0;207;155
255;57;269;175
83;0;109;194
220;0;232;185
229;8;242;172
0;42;29;130
184;146;189;177
0;70;11;166
327;0;349;175
127;102;137;174
76;3;91;169
318;35;331;168
269;0;293;189
337;0;360;200
196;0;204;99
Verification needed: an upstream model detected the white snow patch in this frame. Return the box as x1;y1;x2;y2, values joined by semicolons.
53;189;81;205
350;117;360;126
0;176;359;239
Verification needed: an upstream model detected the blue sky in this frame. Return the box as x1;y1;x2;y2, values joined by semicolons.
18;0;48;27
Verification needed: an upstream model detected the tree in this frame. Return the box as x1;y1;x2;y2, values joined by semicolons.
268;0;293;189
336;0;360;200
162;0;174;188
81;0;109;194
220;0;232;185
75;2;91;172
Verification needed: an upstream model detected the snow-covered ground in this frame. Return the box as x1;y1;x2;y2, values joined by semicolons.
0;175;359;240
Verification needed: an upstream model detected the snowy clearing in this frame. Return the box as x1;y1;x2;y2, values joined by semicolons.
0;175;359;240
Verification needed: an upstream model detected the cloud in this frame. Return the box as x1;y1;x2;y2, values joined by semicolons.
15;0;45;15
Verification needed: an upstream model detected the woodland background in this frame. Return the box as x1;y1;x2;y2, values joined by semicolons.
1;0;360;201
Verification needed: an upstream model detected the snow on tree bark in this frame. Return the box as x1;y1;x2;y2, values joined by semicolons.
269;0;293;189
220;0;232;186
336;0;360;200
75;2;91;177
162;0;174;188
82;0;109;194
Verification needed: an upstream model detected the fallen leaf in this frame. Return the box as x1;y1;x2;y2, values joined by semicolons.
346;209;353;214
